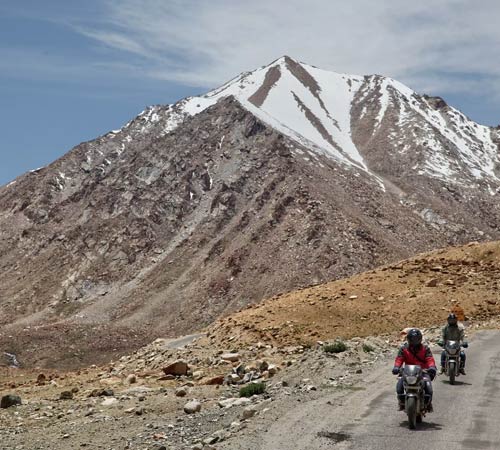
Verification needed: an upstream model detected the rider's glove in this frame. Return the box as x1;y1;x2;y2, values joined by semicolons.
427;367;437;380
462;342;468;348
392;366;400;375
437;340;444;347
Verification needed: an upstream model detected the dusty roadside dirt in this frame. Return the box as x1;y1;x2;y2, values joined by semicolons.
1;241;500;449
1;320;498;450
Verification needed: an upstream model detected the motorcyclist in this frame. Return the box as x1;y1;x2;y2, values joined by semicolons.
392;328;437;411
438;313;468;375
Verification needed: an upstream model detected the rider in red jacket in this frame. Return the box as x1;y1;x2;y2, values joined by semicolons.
392;328;437;411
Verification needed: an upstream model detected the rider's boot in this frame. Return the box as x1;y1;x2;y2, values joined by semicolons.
427;401;434;413
439;366;445;375
459;366;466;375
397;395;405;410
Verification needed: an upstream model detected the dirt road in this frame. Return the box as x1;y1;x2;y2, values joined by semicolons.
224;331;500;450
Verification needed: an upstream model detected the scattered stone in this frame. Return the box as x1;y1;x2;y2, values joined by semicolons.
230;421;243;430
230;373;241;384
89;388;114;397
257;360;269;371
426;278;438;287
192;370;205;380
241;406;257;420
184;400;202;414
125;374;137;384
203;375;225;385
203;436;219;445
0;395;21;408
158;374;176;381
267;364;278;375
175;387;187;397
59;391;73;400
36;373;47;385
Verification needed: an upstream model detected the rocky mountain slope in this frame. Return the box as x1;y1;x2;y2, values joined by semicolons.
205;240;500;349
1;56;500;367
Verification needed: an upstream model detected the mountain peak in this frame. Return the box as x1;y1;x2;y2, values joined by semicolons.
158;57;498;186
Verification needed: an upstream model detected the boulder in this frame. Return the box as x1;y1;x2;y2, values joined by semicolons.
184;400;202;414
0;395;21;408
162;360;189;376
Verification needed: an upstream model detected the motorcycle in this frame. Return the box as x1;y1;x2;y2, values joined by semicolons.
441;340;462;385
400;365;430;429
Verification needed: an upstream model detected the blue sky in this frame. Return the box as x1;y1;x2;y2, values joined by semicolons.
1;0;499;185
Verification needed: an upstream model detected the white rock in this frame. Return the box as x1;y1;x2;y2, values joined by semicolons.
221;353;240;362
218;397;252;408
101;398;118;406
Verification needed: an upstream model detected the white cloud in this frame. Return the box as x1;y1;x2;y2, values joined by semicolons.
68;0;500;99
4;0;500;104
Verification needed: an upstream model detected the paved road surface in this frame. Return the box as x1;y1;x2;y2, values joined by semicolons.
253;330;500;450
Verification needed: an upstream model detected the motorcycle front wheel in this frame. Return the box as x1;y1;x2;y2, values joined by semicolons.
406;397;417;429
449;361;456;385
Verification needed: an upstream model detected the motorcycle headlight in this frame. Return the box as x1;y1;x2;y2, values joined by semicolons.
405;376;418;385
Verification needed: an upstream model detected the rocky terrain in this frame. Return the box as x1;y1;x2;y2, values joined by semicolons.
1;240;500;449
205;240;500;349
1;56;500;367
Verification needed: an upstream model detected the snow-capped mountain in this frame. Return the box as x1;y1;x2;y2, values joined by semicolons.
0;56;499;367
141;55;500;188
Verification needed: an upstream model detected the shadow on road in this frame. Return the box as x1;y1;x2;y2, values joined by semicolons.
398;420;443;431
440;380;472;386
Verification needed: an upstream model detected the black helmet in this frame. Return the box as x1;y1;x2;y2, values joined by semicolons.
407;328;423;347
447;313;458;326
